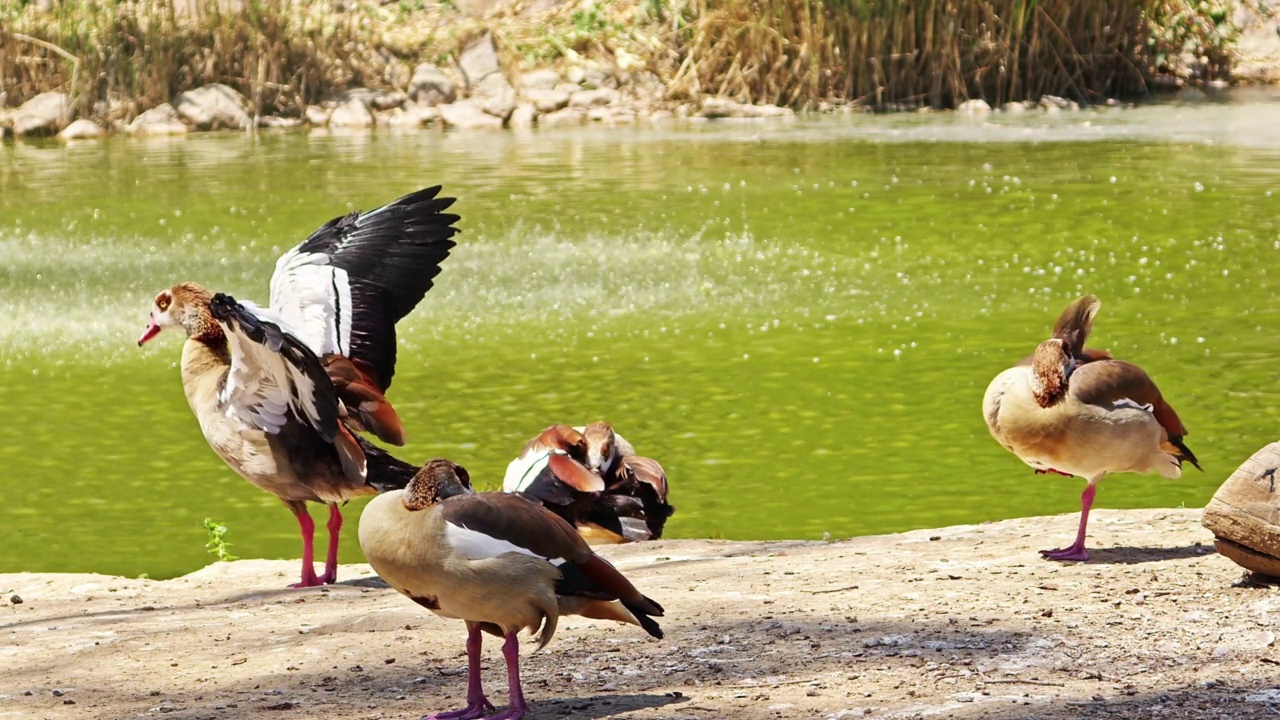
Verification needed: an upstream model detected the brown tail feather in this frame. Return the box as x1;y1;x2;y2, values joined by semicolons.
334;424;368;483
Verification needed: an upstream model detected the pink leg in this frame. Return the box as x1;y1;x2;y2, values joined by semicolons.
287;503;323;588
425;623;495;720
321;503;343;585
1041;482;1098;561
465;632;527;720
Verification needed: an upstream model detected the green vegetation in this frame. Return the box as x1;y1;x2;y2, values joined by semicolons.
0;0;1241;117
202;517;237;562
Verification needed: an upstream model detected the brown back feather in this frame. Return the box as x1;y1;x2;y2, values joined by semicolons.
1051;295;1101;358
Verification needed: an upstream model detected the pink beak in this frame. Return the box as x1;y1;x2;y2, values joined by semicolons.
137;319;162;346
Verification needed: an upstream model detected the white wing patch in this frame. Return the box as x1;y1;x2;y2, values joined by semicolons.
217;310;327;437
503;449;554;493
269;246;353;357
444;522;562;565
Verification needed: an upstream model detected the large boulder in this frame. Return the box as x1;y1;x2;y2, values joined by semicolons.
473;73;516;120
569;88;620;109
518;69;561;93
12;91;71;137
328;98;375;128
409;64;458;106
458;33;501;88
58;119;106;140
174;83;252;130
699;98;795;119
1203;442;1280;577
508;103;537;129
525;88;570;113
438;100;504;130
126;104;189;135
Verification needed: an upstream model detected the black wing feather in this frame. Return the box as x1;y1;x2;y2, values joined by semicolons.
209;293;341;442
295;186;460;390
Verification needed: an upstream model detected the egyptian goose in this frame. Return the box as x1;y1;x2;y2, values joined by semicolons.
359;458;664;720
503;422;674;543
982;295;1202;561
137;187;459;586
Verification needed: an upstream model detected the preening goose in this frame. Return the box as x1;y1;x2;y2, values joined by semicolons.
137;187;459;586
982;295;1202;561
359;458;664;720
503;422;674;543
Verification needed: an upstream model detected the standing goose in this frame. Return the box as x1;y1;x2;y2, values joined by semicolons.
982;295;1201;561
359;458;664;720
137;187;459;586
503;422;674;543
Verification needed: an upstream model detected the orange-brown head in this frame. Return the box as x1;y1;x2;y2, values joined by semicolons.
1029;338;1074;408
137;282;217;346
582;421;618;474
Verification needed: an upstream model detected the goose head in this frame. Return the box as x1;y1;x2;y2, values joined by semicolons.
582;422;619;474
137;283;215;345
1029;338;1075;408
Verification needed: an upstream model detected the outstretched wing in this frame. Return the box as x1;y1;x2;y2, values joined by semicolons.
268;186;460;391
209;293;366;482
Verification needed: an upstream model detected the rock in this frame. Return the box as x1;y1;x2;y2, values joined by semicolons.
258;116;302;129
588;106;636;124
1203;442;1280;577
1039;95;1079;111
579;62;617;90
409;64;457;106
327;99;374;128
57;119;105;140
1002;101;1029;113
438;100;504;130
387;103;439;129
458;33;500;88
518;69;561;93
538;106;586;127
304;105;331;127
699;98;794;119
509;103;536;129
524;89;569;113
126;104;188;135
340;88;406;111
12;91;71;137
174;83;251;130
554;81;582;95
958;98;991;114
473;73;516;119
569;88;620;109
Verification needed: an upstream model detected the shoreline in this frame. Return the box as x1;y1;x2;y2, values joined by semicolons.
5;508;1277;720
3;1;1278;141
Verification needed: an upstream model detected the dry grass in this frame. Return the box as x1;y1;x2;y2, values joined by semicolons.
659;0;1234;109
0;0;1236;120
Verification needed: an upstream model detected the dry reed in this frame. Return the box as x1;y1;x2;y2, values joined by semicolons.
0;0;1235;119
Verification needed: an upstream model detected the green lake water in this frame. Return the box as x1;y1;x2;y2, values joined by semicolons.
3;94;1279;579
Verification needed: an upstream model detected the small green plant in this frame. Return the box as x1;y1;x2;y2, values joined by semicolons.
203;517;238;562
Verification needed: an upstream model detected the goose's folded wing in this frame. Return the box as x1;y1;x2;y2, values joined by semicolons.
1071;360;1201;469
504;425;604;497
209;293;366;481
268;186;460;392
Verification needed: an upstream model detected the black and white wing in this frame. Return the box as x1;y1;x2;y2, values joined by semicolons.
268;186;460;392
209;293;366;481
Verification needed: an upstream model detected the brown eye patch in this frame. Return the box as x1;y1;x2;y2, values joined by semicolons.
156;292;172;311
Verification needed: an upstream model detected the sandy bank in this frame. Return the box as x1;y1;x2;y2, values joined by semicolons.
3;508;1278;720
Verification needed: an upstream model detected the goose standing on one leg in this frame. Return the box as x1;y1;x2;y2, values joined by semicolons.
504;422;675;543
359;458;664;720
137;187;459;586
982;295;1202;561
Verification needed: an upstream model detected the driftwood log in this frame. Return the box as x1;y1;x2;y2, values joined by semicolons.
1202;442;1280;577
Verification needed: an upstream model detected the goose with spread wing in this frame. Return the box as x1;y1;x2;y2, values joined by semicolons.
982;295;1201;561
359;458;664;720
503;422;674;544
137;187;459;586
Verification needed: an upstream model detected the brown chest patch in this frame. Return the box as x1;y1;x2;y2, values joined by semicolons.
409;593;440;610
